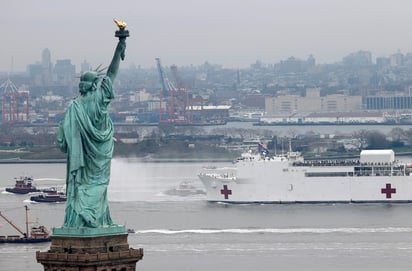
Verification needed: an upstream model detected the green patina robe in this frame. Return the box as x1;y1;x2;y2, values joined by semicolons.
57;76;115;228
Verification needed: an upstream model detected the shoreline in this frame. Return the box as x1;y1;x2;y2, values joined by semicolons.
0;158;67;164
0;157;234;164
1;151;412;164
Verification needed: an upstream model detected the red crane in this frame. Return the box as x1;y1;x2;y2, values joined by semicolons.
1;78;29;124
155;58;191;124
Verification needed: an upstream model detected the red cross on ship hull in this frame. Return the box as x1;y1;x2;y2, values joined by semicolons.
220;185;232;199
381;183;396;199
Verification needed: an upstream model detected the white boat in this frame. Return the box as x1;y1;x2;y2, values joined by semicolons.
164;181;206;197
198;144;412;203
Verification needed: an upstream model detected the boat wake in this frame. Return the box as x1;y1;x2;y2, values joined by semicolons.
33;178;65;182
1;190;39;195
135;227;412;235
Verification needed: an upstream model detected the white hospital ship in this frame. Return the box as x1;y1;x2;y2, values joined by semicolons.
198;146;412;203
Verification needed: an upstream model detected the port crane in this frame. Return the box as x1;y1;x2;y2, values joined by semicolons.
155;58;191;124
0;78;29;124
155;57;176;93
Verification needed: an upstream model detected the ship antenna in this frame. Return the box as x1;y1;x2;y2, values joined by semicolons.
281;138;284;155
289;138;292;153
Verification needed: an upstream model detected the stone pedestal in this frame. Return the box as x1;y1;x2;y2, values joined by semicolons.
36;233;143;271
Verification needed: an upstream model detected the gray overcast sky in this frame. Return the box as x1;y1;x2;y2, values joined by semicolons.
2;0;412;72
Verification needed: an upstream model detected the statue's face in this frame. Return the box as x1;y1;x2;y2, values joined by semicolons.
79;81;93;93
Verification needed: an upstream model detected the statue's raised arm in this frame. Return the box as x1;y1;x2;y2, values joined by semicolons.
107;19;129;82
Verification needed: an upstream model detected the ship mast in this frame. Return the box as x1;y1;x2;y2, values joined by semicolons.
25;205;29;238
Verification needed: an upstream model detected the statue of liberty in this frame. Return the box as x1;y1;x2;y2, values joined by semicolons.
57;20;129;230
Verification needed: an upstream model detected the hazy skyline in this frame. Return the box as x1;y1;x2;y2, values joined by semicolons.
2;0;412;72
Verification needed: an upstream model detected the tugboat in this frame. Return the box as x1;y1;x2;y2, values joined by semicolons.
0;206;50;243
5;176;40;194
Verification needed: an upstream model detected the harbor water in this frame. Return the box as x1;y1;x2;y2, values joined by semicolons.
1;159;412;270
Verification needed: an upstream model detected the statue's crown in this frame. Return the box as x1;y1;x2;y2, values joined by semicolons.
80;71;98;82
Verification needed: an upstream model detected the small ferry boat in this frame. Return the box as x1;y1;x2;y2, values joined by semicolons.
30;191;66;203
0;206;50;243
5;176;40;194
